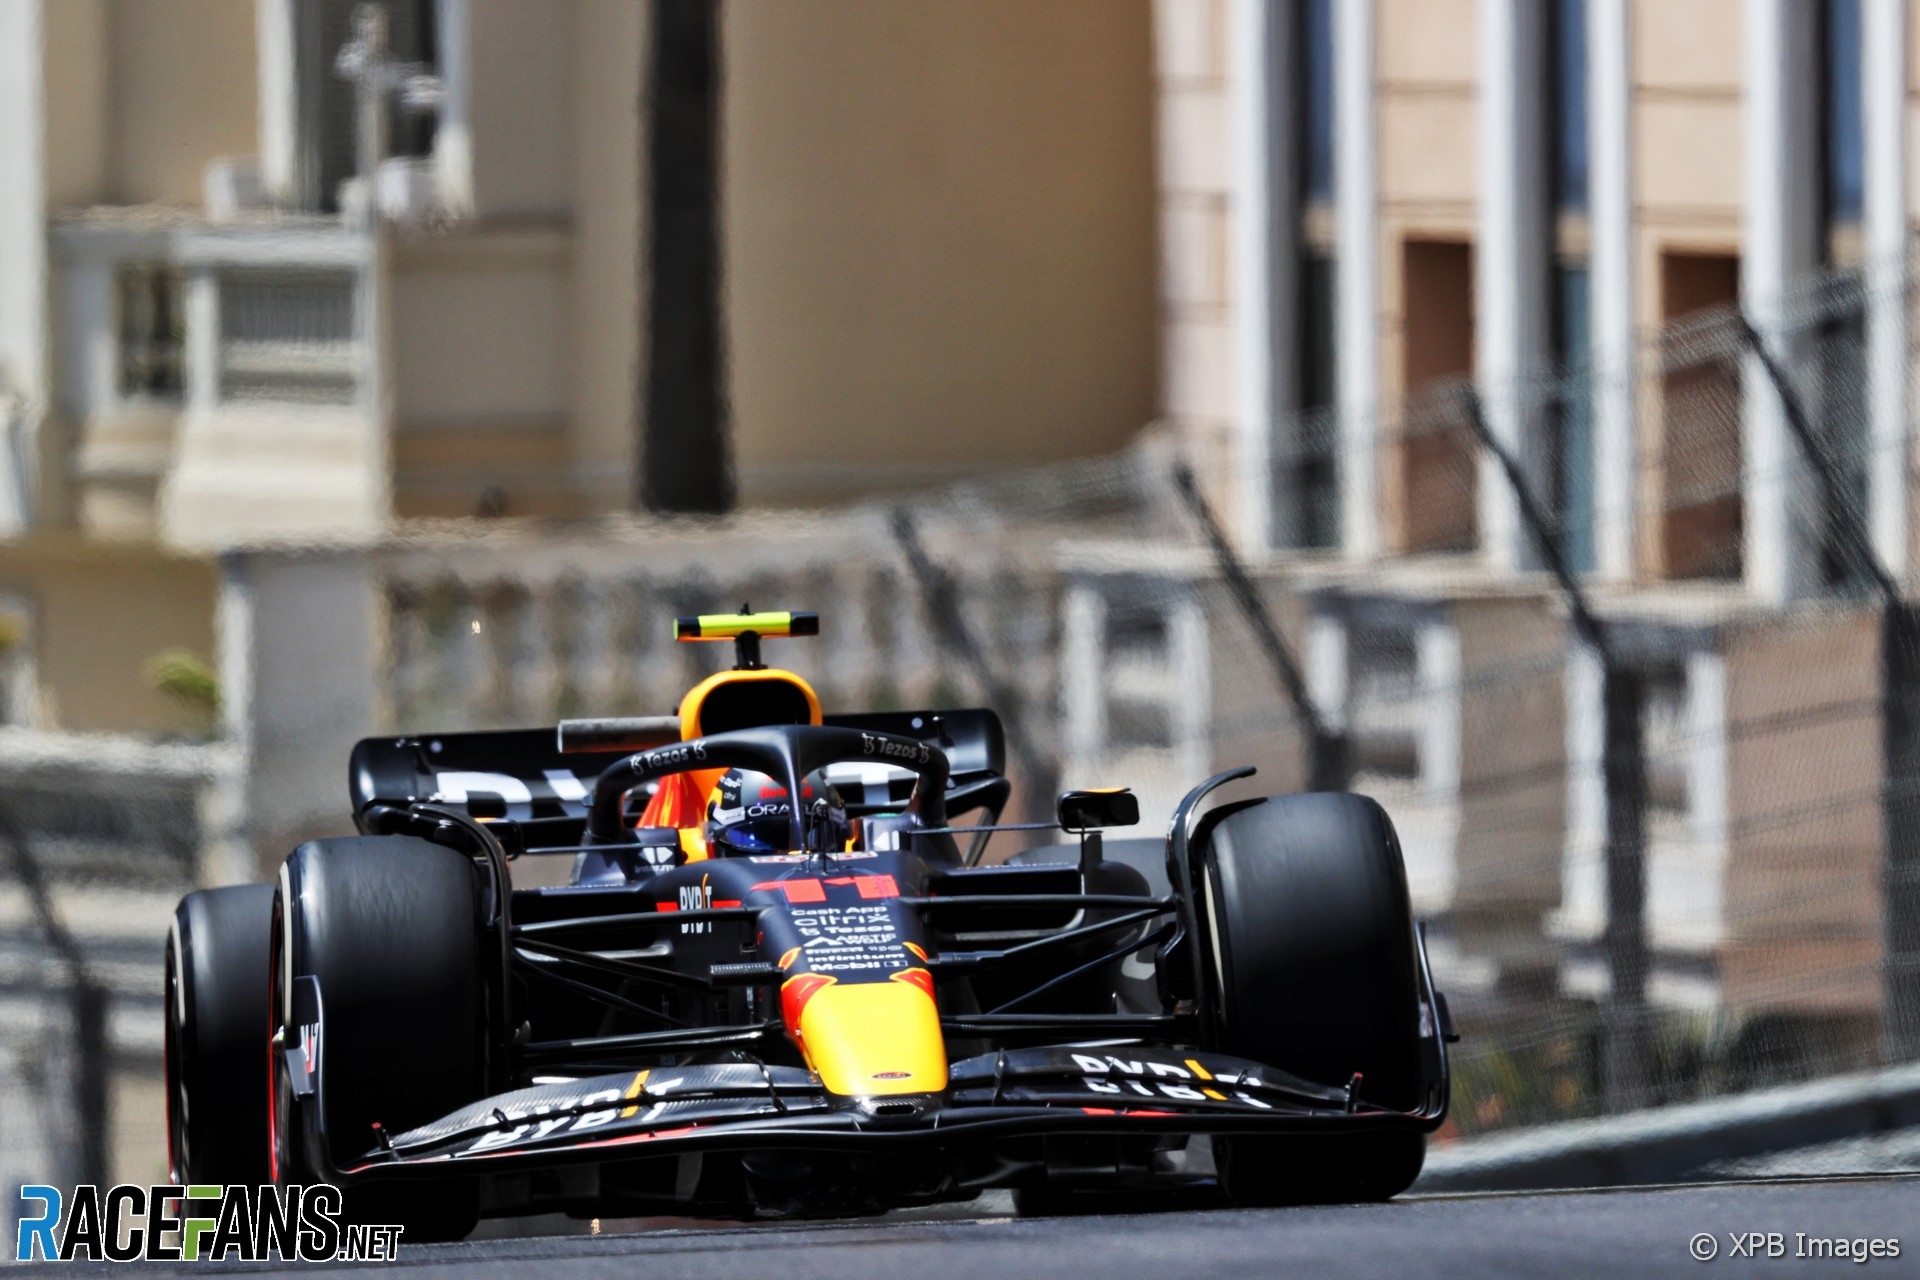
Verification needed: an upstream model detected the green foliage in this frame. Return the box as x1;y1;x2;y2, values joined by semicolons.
145;649;220;726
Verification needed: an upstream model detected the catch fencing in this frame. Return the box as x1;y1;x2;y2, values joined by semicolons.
5;254;1920;1209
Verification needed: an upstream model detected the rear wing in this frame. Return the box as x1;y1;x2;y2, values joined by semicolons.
349;707;1007;850
814;709;1005;811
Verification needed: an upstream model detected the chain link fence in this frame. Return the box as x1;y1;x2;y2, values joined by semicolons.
6;257;1920;1214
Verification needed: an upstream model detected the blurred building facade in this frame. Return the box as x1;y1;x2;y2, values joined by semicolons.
0;0;1157;726
0;0;1916;1198
1152;0;1914;1067
1161;0;1909;585
0;0;1157;1192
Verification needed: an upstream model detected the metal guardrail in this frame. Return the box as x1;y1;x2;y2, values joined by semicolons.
1416;1062;1920;1191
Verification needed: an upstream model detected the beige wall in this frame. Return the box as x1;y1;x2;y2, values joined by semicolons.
1720;608;1882;1017
1211;585;1566;978
390;229;574;518
392;237;571;427
1631;0;1744;336
1377;0;1477;215
569;0;646;512
724;0;1158;504
1367;0;1754;572
1454;595;1565;972
1154;0;1235;521
421;0;1155;515
1206;573;1312;800
389;0;641;526
0;538;218;734
1629;0;1744;580
1376;0;1476;553
1377;0;1476;411
467;0;574;219
43;0;112;207
46;0;1156;526
106;0;258;207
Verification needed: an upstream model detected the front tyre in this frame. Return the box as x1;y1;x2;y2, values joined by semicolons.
166;885;275;1186
1213;1129;1425;1208
1197;792;1427;1205
271;836;485;1242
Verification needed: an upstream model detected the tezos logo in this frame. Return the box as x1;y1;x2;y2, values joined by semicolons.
860;733;930;763
16;1184;402;1263
634;741;707;772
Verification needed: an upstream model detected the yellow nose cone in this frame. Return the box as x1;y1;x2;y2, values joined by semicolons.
796;977;948;1097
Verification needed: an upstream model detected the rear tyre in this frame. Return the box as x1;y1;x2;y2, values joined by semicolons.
166;884;275;1186
1197;792;1427;1205
271;836;485;1242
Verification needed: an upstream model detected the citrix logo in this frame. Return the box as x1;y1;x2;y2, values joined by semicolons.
14;1183;399;1263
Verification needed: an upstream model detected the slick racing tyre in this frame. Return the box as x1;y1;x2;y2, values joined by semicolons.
1197;792;1426;1205
167;884;275;1186
271;836;485;1242
1213;1129;1424;1207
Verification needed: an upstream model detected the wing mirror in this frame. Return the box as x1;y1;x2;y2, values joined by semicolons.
1056;788;1139;832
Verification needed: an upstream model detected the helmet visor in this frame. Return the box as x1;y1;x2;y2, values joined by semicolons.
711;811;791;855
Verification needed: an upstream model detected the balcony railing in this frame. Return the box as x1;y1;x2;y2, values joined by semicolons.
52;214;375;422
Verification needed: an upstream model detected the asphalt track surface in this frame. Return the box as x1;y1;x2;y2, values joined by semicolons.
71;1175;1919;1278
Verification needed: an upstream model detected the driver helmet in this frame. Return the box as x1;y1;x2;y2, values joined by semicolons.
703;768;851;856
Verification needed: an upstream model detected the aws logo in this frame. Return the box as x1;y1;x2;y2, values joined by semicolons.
14;1184;399;1263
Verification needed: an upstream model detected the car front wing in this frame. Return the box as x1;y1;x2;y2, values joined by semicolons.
334;1044;1444;1180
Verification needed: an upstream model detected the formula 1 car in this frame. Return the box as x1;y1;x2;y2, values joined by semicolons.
166;610;1453;1239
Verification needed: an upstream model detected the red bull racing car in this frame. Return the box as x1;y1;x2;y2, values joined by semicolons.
165;611;1454;1239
